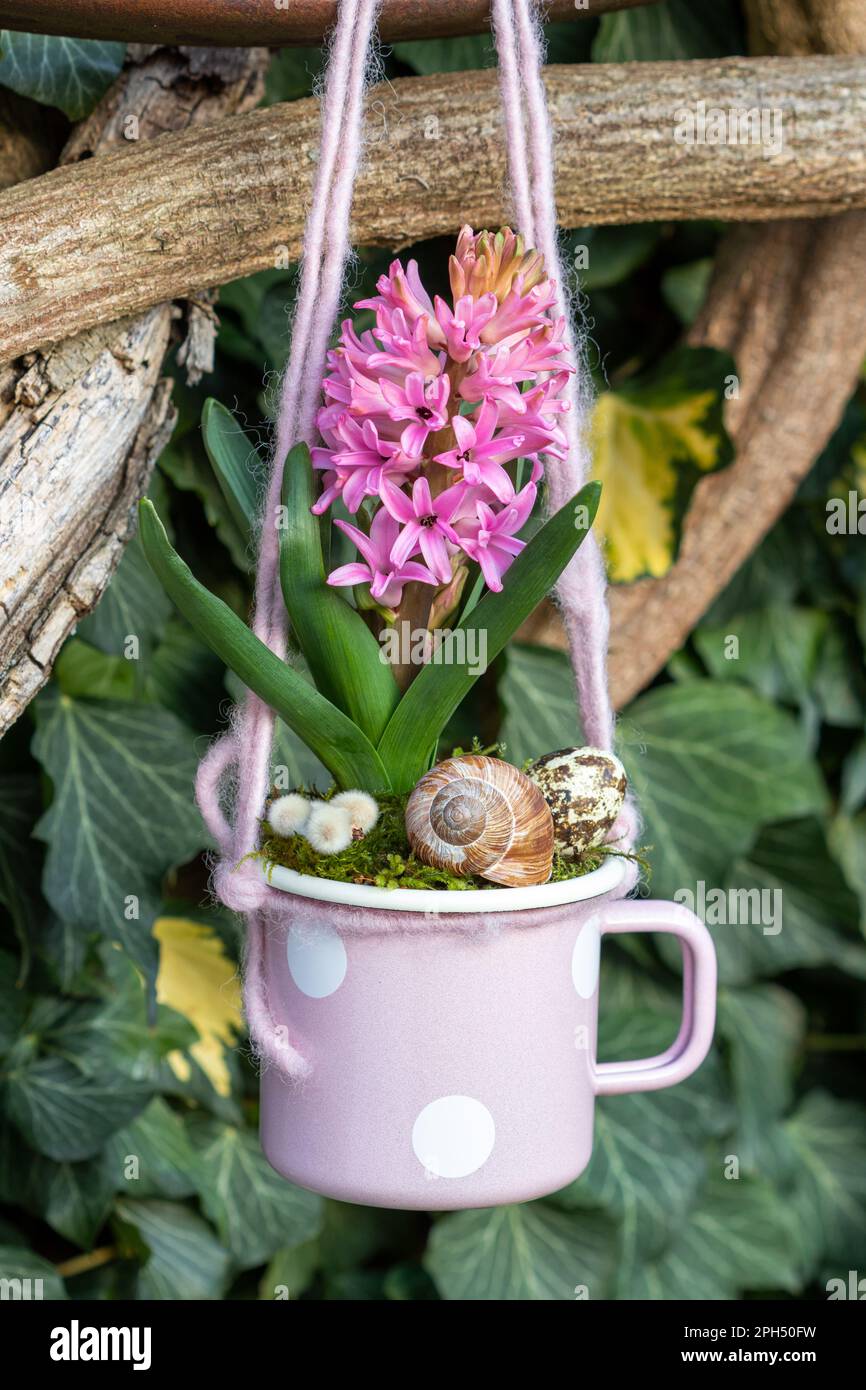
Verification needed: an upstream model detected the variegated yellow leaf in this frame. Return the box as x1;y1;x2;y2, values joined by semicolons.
155;917;242;1098
590;346;734;583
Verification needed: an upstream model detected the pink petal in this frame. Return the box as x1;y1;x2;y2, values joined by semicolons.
333;517;378;569
328;562;372;588
390;520;422;568
451;413;475;451
380;477;416;523
477;548;504;592
399;560;439;586
419;529;453;584
412;475;433;517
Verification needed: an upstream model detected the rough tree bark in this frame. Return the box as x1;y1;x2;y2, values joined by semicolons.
521;0;866;706
0;55;864;365
0;46;267;735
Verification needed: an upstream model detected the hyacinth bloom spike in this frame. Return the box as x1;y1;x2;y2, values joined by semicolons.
315;225;573;603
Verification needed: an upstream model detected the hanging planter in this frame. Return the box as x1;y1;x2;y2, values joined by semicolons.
138;0;718;1209
257;862;715;1210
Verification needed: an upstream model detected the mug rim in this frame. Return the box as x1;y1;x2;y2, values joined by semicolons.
260;854;626;914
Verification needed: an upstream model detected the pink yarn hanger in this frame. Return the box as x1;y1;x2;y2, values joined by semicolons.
195;0;635;1081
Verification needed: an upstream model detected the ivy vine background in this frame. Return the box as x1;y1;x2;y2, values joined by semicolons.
1;2;865;1301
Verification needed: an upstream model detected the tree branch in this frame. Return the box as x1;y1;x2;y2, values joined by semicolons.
0;56;864;366
522;0;866;707
0;0;657;46
0;46;268;736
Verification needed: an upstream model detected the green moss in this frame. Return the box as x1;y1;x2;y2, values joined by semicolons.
257;789;643;891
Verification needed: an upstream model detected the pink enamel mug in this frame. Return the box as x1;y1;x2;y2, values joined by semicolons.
258;857;717;1210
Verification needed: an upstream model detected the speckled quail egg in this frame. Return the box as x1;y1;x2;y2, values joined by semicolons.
528;746;627;859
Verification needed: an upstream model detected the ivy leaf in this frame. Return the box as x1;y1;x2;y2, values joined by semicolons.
53;641;136;703
187;1118;323;1269
262;48;322;104
622;1175;802;1300
555;1011;731;1279
153;917;243;1101
619;681;828;900
502;649;828;902
145;619;227;732
715;819;866;984
0;951;28;1057
694;606;829;709
661;259;714;325
425;1203;616;1301
260;1240;321;1300
591;347;734;582
499;643;585;760
0;774;44;979
784;1091;866;1271
23;1153;116;1250
5;1055;151;1162
114;1199;231;1300
32;693;205;985
0;1246;67;1300
42;948;197;1082
106;1098;198;1201
0;32;125;118
77;534;172;664
716;985;806;1173
829;811;866;934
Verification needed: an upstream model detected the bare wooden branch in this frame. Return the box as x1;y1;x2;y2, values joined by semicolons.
0;310;175;729
0;46;268;735
523;0;866;706
607;0;866;702
1;55;864;367
0;0;657;47
745;0;866;56
608;213;866;705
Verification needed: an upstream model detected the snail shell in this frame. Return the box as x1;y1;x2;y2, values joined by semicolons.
528;746;627;860
405;754;554;887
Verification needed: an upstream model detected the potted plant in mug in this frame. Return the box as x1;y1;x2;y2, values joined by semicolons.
140;228;716;1210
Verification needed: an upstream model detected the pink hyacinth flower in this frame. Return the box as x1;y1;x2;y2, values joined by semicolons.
455;477;538;593
379;371;450;456
433;398;526;504
357;259;446;350
433;292;498;363
328;508;438;609
379;474;466;584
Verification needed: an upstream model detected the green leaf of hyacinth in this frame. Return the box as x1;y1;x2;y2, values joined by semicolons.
138;499;390;792
376;483;601;790
279;441;400;742
201;398;260;543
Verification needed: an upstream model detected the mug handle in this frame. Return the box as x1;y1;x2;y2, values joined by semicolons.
592;899;717;1097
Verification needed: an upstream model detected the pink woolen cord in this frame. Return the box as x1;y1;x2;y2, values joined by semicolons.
492;0;639;856
195;0;636;1081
